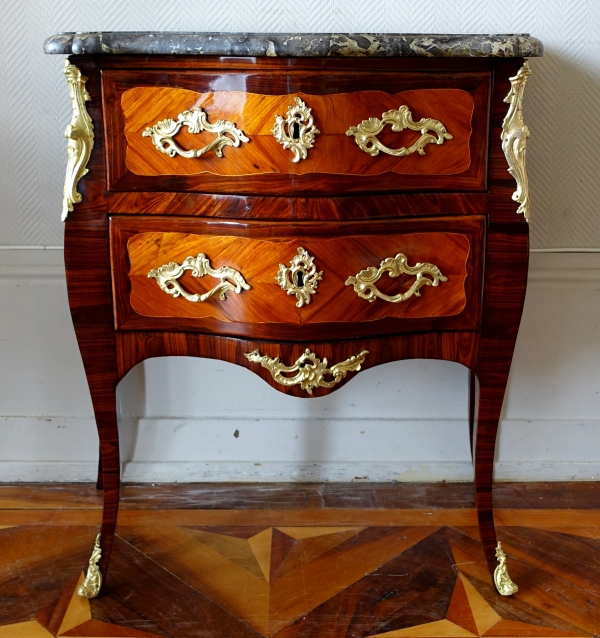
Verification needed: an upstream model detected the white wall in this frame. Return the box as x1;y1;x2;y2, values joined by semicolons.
1;0;600;481
2;0;600;248
1;250;599;482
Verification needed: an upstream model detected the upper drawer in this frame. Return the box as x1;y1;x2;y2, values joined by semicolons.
103;70;490;196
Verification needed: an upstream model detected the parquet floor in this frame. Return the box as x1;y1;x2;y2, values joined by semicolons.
1;483;599;637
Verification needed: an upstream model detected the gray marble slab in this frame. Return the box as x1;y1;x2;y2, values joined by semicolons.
44;32;543;57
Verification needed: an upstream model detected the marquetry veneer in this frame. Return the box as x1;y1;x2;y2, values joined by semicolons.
111;215;484;339
104;69;490;193
46;38;540;604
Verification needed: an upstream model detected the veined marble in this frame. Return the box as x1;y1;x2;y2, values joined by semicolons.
44;32;543;57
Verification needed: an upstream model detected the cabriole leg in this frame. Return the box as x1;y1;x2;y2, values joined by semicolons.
474;342;519;596
76;382;120;599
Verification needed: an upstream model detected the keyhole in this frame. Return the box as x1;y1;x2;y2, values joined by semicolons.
291;121;301;140
294;271;305;287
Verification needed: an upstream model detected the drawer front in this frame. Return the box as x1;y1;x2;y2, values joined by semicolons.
111;216;484;340
104;70;490;196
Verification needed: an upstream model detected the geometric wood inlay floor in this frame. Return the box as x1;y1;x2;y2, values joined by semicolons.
1;483;599;637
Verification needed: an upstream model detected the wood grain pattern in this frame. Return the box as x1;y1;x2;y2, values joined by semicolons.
113;331;479;397
111;216;484;339
62;57;121;585
128;230;468;321
4;487;599;637
4;482;600;512
115;217;481;326
107;192;489;221
122;88;473;178
472;58;530;575
103;67;490;195
90;55;495;73
4;480;600;637
5;507;600;529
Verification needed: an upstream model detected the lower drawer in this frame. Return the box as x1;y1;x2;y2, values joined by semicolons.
110;215;485;340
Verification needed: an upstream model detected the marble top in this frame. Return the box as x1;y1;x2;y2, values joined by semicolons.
44;32;543;58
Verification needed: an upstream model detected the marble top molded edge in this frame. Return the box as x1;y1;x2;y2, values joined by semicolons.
44;32;544;57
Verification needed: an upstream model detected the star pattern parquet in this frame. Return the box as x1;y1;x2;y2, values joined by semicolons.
1;484;599;637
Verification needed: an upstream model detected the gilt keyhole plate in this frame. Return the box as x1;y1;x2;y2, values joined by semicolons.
277;247;323;307
271;97;320;162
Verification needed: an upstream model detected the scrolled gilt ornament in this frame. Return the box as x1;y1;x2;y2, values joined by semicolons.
494;542;518;596
143;108;249;159
148;254;250;303
77;533;102;599
272;97;320;162
346;105;452;157
345;253;448;303
245;348;368;395
277;247;323;307
501;61;531;222
62;61;94;222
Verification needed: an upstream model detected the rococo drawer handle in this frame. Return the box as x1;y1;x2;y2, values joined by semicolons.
142;108;249;159
148;254;250;303
245;348;368;395
277;247;323;307
272;98;320;162
346;105;452;157
345;253;448;303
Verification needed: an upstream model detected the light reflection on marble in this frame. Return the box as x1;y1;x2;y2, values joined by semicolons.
44;32;543;58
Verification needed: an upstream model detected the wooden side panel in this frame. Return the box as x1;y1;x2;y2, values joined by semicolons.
122;88;473;177
111;216;484;339
103;68;490;195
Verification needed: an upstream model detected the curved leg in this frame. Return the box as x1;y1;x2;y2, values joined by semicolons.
473;371;502;571
77;398;120;598
63;267;121;599
67;282;121;599
473;225;529;594
62;57;120;598
474;358;518;596
67;308;121;599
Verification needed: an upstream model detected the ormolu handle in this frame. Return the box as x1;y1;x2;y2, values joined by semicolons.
245;349;368;395
346;105;452;157
345;253;447;303
148;253;250;303
143;108;249;159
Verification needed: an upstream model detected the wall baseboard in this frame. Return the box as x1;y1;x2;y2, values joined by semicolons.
2;460;599;483
1;415;600;482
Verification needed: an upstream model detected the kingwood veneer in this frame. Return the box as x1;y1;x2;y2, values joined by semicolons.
44;31;543;603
